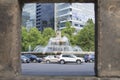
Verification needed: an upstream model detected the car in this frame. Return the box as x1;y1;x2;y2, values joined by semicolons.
84;54;95;63
21;55;30;63
43;55;59;64
23;54;42;63
58;54;85;64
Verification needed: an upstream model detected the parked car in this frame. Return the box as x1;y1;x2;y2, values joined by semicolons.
23;54;42;63
58;54;85;64
84;54;95;63
43;55;59;64
21;55;30;63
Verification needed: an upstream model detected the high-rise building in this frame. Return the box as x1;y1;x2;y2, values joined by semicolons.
23;3;36;20
22;3;36;28
22;11;30;27
36;3;94;32
55;3;95;32
36;3;54;31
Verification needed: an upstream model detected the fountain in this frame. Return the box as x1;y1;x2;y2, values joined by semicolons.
33;45;44;53
33;31;83;54
43;31;72;54
73;46;83;52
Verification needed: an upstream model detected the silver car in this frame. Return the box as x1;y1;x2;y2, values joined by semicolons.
43;55;59;64
21;55;30;63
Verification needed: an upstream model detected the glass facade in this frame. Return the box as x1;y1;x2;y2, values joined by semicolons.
22;3;36;28
56;3;94;31
35;3;94;31
36;3;54;31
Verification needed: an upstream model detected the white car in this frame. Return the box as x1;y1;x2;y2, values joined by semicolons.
58;54;85;64
43;55;59;63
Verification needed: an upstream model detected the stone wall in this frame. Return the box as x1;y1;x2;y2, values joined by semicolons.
97;0;120;77
0;0;120;80
0;0;21;78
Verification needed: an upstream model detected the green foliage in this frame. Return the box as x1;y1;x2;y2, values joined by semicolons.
76;19;95;51
61;21;76;45
42;28;55;45
42;27;55;37
21;19;95;52
21;27;55;51
21;27;43;51
28;28;43;50
65;21;71;28
21;27;28;51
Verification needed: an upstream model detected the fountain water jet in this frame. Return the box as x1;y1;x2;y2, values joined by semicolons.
33;31;83;54
42;31;81;54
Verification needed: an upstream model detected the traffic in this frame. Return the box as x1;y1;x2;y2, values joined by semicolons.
21;53;95;64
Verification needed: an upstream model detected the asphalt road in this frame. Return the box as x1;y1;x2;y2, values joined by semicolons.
21;63;95;76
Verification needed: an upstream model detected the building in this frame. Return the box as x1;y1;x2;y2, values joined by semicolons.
36;3;94;32
26;19;36;31
23;3;36;20
55;3;95;32
22;3;36;28
36;3;55;31
22;11;30;27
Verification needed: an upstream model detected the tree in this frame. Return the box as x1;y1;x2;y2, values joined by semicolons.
61;21;75;36
21;27;28;51
21;27;43;51
28;27;43;50
61;21;76;45
42;27;55;45
76;19;95;51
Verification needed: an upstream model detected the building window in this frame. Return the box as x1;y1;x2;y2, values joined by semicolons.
75;24;78;26
80;25;84;27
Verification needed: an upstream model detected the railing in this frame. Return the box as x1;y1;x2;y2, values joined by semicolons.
21;51;94;54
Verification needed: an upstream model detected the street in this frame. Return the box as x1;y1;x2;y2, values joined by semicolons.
22;63;95;76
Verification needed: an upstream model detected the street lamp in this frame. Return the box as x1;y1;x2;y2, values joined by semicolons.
26;23;32;52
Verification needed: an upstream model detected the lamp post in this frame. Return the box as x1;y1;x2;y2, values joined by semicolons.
28;45;31;52
26;23;31;52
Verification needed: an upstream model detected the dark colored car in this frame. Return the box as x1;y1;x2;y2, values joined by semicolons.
23;54;42;63
84;54;95;63
21;55;30;63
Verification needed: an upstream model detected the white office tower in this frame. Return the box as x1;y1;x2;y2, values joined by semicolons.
55;3;94;32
